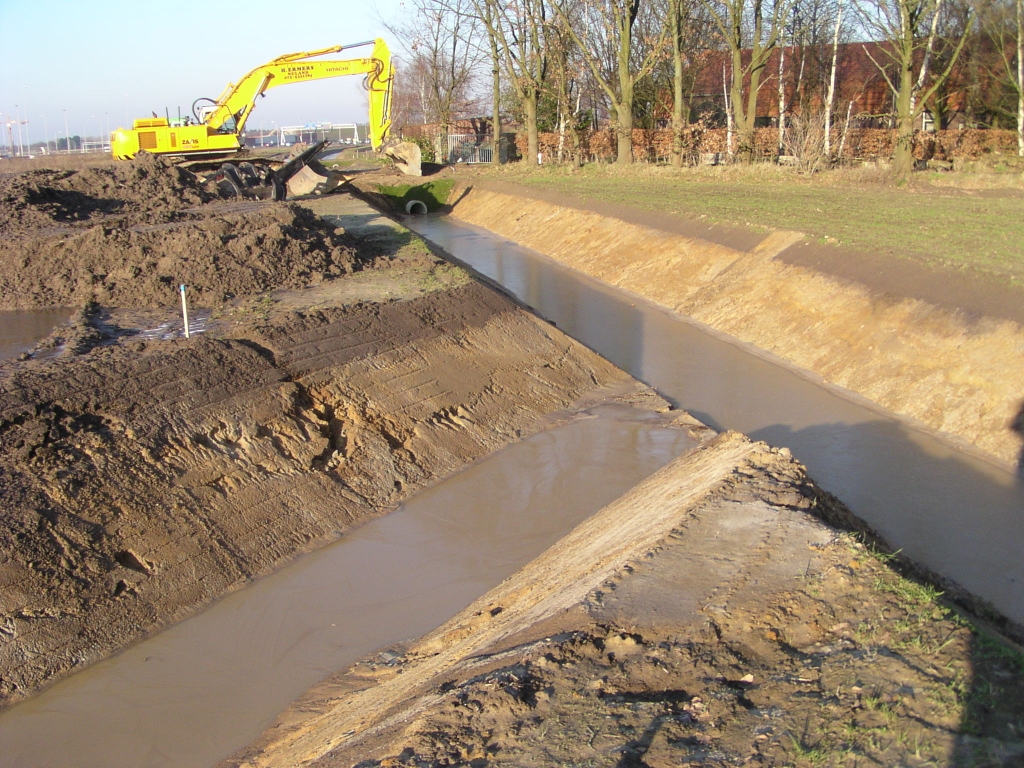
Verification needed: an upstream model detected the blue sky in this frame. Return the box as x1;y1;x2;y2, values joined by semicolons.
0;0;404;145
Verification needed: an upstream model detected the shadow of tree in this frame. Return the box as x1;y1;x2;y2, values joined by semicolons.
1012;400;1024;479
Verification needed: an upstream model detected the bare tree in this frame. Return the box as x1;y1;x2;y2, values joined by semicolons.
482;1;503;163
980;0;1024;154
667;0;715;165
823;0;844;158
855;0;974;176
554;0;669;163
471;0;550;165
699;0;791;160
385;0;484;156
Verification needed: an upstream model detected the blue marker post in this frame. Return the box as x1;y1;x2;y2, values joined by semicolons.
180;284;190;339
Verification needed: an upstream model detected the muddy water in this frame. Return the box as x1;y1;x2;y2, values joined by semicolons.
0;308;71;360
0;408;694;768
409;217;1024;626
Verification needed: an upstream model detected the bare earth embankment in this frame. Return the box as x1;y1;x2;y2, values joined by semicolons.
3;157;1024;768
445;177;1024;470
0;157;642;705
230;432;1024;768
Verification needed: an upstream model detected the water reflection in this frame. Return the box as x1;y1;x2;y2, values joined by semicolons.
409;216;1024;625
0;308;72;360
0;411;694;768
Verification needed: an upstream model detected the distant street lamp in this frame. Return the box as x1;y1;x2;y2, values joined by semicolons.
14;105;22;157
63;109;71;153
21;85;28;154
41;114;49;154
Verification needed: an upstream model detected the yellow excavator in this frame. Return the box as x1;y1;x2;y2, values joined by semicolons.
110;38;420;176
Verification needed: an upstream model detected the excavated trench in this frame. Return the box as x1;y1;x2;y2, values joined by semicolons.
406;215;1024;627
3;163;1023;768
0;407;697;768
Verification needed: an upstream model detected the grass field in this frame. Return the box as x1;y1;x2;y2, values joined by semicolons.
466;163;1024;285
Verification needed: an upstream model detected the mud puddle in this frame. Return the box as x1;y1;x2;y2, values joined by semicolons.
0;308;72;360
408;216;1024;626
0;406;696;768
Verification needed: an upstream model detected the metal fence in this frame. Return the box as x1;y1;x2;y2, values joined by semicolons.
445;133;507;164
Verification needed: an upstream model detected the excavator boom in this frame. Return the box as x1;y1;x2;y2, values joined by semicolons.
111;38;404;168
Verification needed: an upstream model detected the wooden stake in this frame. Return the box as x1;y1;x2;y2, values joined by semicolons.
180;284;190;339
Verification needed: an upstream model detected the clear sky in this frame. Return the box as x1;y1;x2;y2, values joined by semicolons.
0;0;404;146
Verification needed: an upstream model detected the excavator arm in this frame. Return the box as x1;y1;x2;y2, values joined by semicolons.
203;39;394;150
111;38;406;165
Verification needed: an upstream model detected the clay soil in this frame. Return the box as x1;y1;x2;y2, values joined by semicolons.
0;153;371;309
0;158;640;706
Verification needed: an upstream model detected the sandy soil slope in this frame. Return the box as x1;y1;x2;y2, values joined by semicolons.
448;182;1024;470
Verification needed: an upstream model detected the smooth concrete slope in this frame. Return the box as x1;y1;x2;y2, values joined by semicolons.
450;183;1024;470
0;281;631;707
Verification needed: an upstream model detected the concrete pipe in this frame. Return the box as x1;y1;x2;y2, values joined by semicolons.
405;199;428;215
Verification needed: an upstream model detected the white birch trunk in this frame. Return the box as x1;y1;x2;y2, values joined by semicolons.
837;100;854;161
911;0;945;120
777;42;787;155
825;2;843;159
724;65;734;158
1017;0;1023;155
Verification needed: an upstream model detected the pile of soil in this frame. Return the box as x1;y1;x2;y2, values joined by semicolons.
0;152;210;234
0;281;631;707
0;203;362;309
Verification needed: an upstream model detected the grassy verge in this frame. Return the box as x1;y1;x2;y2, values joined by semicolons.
464;163;1024;285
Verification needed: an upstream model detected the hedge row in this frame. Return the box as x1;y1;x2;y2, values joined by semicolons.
515;127;1021;163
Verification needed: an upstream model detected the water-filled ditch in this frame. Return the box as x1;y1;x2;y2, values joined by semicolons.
408;215;1024;627
0;406;695;768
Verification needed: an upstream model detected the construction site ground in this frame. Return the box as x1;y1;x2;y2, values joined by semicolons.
0;154;1022;768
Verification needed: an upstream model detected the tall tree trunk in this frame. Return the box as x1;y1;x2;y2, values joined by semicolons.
524;89;540;164
730;50;745;159
824;2;843;161
777;41;786;156
615;97;635;162
893;58;916;177
724;65;734;158
616;20;635;164
1018;0;1023;156
489;22;502;164
741;68;762;162
671;0;686;167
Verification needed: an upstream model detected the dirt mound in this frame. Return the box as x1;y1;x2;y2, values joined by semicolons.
0;280;631;708
0;152;210;234
0;203;362;309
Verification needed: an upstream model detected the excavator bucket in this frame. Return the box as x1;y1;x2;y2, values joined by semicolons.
380;140;422;177
285;159;343;197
